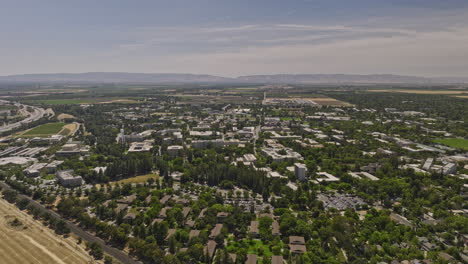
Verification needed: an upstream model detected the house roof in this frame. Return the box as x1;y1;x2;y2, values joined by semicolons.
209;224;223;239
204;240;217;259
246;254;257;264
289;236;305;245
250;221;259;234
289;244;307;254
271;256;284;264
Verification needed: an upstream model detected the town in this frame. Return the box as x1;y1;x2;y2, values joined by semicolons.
0;84;466;264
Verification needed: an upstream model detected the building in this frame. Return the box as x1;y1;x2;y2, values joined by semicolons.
128;141;153;152
23;163;47;177
204;240;217;262
167;145;183;157
271;256;284;264
56;142;90;156
56;170;83;187
246;254;257;264
289;236;307;254
294;163;307;181
209;224;223;239
272;220;281;236
249;220;259;237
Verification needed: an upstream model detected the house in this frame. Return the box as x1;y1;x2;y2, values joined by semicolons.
185;219;195;228
123;212;136;222
289;244;307;254
182;207;191;219
158;207;171;219
289;236;305;245
165;229;176;241
159;195;171;205
117;194;137;204
271;256;284;264
204;240;217;262
246;254;257;264
189;230;200;240
249;221;259;237
272;221;281;236
209;224;223;239
217;212;229;222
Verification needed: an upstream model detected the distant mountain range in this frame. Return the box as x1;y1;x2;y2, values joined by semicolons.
0;72;467;84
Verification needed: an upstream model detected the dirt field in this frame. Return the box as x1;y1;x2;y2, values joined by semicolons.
0;198;93;264
454;95;468;99
368;89;468;94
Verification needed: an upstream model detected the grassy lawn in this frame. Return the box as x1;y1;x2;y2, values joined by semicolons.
21;123;65;137
434;138;468;150
226;239;275;259
42;174;55;180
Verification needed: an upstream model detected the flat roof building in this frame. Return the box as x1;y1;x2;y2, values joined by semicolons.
56;170;83;187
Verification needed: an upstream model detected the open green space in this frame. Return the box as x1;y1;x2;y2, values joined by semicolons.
434;138;468;150
21;122;65;137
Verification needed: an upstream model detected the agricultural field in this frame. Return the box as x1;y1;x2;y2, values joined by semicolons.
0;198;92;264
368;89;468;95
26;97;142;105
434;138;468;150
174;94;260;104
21;123;66;137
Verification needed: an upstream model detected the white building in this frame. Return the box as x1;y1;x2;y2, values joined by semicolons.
56;170;83;187
294;163;307;182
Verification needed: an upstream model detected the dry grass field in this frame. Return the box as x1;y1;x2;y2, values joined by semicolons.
265;97;352;107
57;113;76;120
0;198;92;264
307;97;352;106
59;123;79;136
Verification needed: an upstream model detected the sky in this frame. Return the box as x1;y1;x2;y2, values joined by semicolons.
1;0;468;77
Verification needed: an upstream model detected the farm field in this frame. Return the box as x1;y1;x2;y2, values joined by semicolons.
0;198;92;264
434;138;468;150
21;123;65;137
368;89;468;95
26;97;142;105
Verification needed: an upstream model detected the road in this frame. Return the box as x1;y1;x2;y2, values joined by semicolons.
0;100;47;133
0;181;141;264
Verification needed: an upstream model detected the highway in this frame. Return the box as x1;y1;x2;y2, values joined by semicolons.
0;181;141;264
0;100;47;133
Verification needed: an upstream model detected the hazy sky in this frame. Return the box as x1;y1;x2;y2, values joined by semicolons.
1;0;468;77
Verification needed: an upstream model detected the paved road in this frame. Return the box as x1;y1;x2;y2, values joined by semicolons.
0;181;141;264
0;100;47;133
